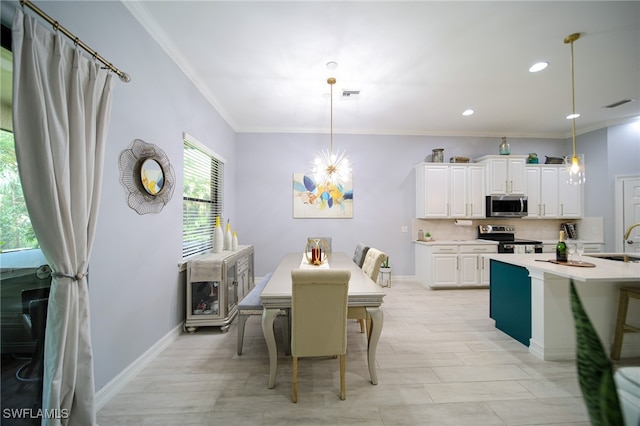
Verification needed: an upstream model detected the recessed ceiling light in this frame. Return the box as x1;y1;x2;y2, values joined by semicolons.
529;62;549;73
566;113;581;119
462;109;474;116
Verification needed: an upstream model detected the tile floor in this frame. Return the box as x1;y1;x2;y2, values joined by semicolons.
97;279;599;425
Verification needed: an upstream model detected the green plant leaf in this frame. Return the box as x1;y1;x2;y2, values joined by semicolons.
569;281;624;426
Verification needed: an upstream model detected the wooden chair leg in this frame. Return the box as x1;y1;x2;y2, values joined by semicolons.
358;319;365;333
339;354;346;400
292;356;298;403
611;289;630;360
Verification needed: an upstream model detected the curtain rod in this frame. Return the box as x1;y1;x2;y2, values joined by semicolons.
20;0;131;83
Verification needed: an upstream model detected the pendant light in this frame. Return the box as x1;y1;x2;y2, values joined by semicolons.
564;32;586;185
311;77;351;187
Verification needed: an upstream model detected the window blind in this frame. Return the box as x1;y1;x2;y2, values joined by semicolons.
182;139;224;258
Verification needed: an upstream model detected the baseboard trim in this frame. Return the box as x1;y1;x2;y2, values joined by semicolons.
94;322;183;411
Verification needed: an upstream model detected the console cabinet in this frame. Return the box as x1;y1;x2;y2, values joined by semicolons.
185;245;254;333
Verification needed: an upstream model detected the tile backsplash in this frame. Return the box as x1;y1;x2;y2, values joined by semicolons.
412;217;604;242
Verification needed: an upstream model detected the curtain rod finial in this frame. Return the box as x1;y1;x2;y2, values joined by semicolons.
119;72;131;83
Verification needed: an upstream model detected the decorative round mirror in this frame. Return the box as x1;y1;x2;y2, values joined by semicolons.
140;158;164;195
119;139;175;214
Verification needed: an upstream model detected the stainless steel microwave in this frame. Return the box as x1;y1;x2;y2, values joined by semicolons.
486;195;528;218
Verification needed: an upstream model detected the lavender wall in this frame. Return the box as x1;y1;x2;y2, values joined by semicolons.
235;133;567;277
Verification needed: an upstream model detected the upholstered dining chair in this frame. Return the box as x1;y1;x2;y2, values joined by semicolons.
349;248;388;335
352;242;370;268
307;237;332;254
291;269;350;403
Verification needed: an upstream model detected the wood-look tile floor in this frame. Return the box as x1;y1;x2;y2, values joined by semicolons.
97;279;594;426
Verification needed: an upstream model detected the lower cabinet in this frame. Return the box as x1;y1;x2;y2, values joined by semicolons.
415;242;497;288
489;260;531;346
185;245;254;333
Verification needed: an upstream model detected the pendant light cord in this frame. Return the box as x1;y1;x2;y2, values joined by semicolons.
565;33;581;159
328;77;336;157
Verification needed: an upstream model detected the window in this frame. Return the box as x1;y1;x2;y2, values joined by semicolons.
182;133;224;258
0;38;39;253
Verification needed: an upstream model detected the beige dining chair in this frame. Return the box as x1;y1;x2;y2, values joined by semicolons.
349;248;387;335
291;269;350;403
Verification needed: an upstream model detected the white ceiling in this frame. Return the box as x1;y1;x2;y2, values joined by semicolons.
126;1;640;139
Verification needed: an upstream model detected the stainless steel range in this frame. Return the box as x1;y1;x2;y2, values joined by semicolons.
477;225;543;254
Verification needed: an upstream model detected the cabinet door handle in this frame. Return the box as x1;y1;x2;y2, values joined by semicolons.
456;257;459;270
476;256;479;270
560;204;564;216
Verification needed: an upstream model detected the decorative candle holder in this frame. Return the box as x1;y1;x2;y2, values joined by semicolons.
304;239;329;265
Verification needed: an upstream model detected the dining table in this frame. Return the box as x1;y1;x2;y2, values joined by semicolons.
260;252;386;389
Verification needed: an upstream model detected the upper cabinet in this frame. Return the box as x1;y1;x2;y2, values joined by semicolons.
476;155;527;195
525;164;583;219
415;163;485;219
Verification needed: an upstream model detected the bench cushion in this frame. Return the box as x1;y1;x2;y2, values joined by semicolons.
238;272;273;311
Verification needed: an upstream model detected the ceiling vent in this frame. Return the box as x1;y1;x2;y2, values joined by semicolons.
341;89;360;100
603;99;634;108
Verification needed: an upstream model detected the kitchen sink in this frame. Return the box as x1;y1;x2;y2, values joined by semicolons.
585;253;640;263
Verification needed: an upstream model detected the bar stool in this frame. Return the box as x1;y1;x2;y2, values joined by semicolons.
611;287;640;360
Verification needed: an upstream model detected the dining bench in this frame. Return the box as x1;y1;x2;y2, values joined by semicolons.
236;272;289;355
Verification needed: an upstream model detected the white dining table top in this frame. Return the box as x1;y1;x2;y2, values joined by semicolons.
260;252;386;307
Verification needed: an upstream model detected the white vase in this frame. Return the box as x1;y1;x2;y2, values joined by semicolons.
214;217;224;253
232;231;238;251
224;220;232;250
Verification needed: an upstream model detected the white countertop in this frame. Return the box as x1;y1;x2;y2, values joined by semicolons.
485;253;640;282
414;239;498;246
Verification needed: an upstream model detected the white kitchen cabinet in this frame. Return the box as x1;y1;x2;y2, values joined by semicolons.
415;163;485;219
415;242;497;288
558;168;583;218
415;164;450;218
476;155;527;195
459;245;496;286
525;165;582;219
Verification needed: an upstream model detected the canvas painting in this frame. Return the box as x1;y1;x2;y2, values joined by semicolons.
293;173;353;218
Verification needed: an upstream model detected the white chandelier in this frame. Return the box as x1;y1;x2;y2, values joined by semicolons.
311;77;351;187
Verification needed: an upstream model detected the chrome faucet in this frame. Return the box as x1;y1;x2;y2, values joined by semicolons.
623;223;640;262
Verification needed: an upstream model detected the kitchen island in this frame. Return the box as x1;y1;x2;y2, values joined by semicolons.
486;253;640;361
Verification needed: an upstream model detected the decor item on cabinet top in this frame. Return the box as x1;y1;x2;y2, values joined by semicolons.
430;148;444;163
499;137;511;155
545;155;564;164
214;216;224;253
224;219;232;250
527;153;539;164
450;156;470;163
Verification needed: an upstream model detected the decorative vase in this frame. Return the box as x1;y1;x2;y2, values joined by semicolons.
527;153;539;164
232;231;238;251
224;219;232;250
304;239;328;265
214;216;224;253
499;137;511;155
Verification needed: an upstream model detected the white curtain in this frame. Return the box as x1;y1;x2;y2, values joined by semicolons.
12;9;115;426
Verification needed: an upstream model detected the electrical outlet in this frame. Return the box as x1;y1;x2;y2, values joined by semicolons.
401;226;408;233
